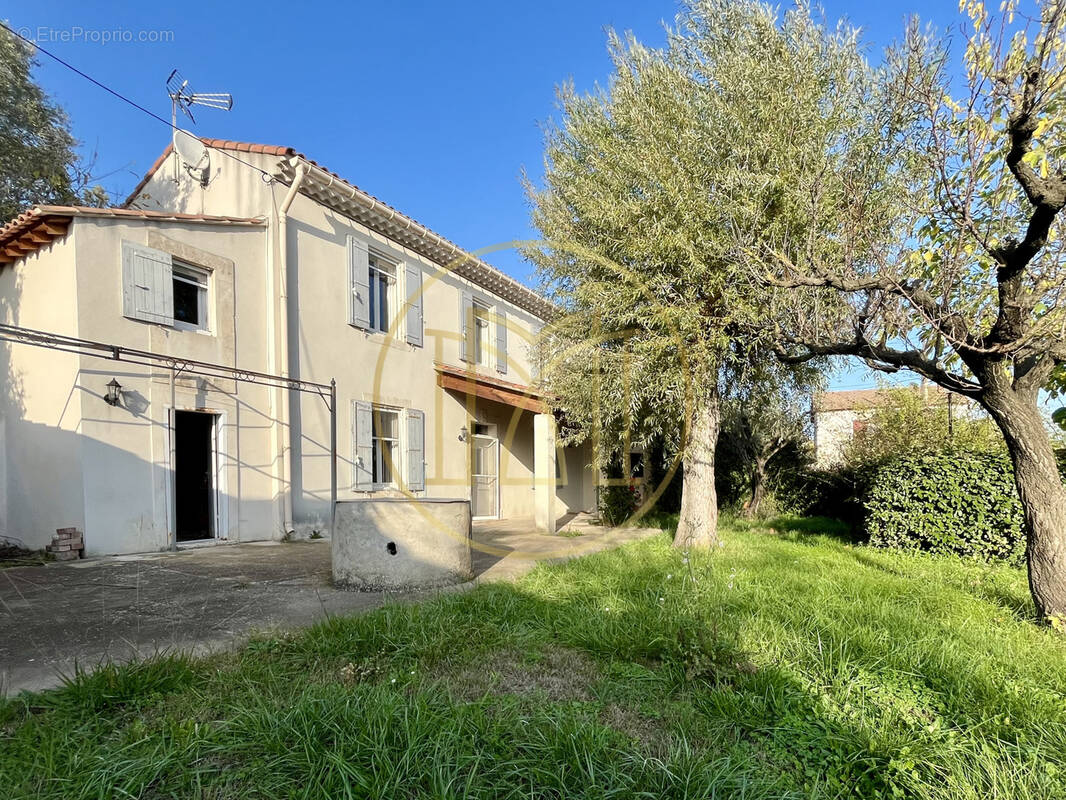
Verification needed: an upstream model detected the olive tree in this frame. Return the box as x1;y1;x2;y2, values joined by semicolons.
527;1;846;547
0;26;106;221
721;379;815;518
746;0;1066;621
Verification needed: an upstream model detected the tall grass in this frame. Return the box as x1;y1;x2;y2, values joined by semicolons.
2;518;1064;799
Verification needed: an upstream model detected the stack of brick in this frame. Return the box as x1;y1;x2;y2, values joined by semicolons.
47;527;84;561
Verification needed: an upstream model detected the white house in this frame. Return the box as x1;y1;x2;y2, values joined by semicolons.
0;137;597;556
811;386;951;467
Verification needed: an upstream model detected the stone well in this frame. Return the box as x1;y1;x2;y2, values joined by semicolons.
332;498;472;590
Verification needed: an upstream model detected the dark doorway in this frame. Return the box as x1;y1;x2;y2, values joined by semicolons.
175;411;216;542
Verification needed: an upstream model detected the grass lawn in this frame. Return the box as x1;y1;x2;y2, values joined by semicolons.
3;516;1066;799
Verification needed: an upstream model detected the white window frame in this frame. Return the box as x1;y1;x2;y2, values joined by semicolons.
371;405;402;489
171;260;211;333
472;299;491;366
368;252;397;335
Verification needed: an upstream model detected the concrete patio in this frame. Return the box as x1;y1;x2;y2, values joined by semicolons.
0;516;659;695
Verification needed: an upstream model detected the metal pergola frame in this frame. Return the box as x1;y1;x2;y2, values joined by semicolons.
0;322;337;549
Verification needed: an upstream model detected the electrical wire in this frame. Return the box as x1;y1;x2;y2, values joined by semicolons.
0;21;275;185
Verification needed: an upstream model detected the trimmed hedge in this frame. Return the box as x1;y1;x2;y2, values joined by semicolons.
865;450;1025;565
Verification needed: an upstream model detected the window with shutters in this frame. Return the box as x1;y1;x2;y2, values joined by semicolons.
354;402;425;492
368;253;396;334
122;241;213;333
460;292;507;373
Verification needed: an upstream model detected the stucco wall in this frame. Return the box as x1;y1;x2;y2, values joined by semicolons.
283;189;545;527
0;216;282;554
73;221;273;554
132;144;566;530
813;409;863;468
0;233;86;547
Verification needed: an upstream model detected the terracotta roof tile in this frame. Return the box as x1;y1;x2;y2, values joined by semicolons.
122;137;556;318
0;205;265;265
813;386;949;412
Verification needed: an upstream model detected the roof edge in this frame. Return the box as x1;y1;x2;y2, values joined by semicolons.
0;205;265;266
123;137;556;319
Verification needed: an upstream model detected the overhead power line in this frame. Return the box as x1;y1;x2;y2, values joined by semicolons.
0;21;274;184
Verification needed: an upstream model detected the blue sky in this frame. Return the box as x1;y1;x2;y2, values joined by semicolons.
14;1;964;390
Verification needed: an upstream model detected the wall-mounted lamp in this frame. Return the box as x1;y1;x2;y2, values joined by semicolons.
458;425;468;442
104;378;123;407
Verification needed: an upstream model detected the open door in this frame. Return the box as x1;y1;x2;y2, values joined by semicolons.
175;410;217;542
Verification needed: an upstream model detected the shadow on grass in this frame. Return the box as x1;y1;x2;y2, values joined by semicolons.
3;527;1064;799
726;513;863;545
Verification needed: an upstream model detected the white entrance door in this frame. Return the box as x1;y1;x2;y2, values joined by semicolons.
472;435;499;519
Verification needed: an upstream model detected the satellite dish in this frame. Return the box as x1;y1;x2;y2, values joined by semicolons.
173;129;210;184
165;71;232;184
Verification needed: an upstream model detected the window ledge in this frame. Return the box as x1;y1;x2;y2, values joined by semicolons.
173;324;214;337
350;325;412;352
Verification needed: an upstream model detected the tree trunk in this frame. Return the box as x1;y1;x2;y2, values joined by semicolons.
985;389;1066;621
744;459;767;518
675;388;720;549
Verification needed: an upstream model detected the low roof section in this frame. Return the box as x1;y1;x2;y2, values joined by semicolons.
0;205;265;265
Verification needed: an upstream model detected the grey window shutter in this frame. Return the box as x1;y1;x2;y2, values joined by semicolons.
495;308;508;374
122;241;173;325
353;401;374;490
459;290;473;362
404;263;423;347
406;409;425;492
348;235;371;329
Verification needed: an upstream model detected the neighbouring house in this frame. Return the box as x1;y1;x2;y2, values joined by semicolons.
0;137;598;556
811;386;951;467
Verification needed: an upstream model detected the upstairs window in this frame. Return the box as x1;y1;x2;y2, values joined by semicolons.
473;300;491;366
172;262;209;332
122;241;211;333
368;253;395;334
459;292;508;373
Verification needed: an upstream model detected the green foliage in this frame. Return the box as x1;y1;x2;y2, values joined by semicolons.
0;26;107;220
771;461;879;535
527;0;842;472
40;656;198;715
4;522;1066;798
866;450;1027;565
842;387;1003;469
599;483;640;526
644;437;684;514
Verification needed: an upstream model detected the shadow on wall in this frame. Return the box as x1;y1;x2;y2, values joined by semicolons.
0;265;25;544
2;397;282;555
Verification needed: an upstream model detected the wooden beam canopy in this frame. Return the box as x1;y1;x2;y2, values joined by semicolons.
435;363;548;414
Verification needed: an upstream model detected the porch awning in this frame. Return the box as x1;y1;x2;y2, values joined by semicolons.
435;363;548;413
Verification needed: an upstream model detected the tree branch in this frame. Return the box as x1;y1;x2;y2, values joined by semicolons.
764;260;978;352
988;59;1066;347
774;331;983;398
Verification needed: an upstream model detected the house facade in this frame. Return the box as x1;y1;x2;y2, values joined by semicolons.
0;138;595;556
811;386;950;467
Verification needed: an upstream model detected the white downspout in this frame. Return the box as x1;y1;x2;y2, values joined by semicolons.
274;158;307;535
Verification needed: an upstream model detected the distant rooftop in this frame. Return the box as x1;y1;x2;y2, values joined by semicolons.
813;386;949;413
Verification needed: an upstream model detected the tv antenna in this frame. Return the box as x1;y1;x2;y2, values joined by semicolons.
166;69;233;184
